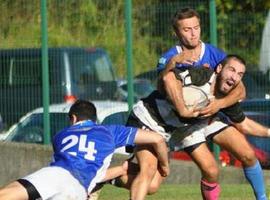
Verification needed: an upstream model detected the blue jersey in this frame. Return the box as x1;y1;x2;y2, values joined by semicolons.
50;120;137;193
157;42;226;72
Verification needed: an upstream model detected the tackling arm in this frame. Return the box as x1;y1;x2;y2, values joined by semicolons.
101;161;128;182
133;129;170;177
200;81;246;117
158;69;200;118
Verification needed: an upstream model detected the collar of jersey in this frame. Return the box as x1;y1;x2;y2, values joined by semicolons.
73;120;96;127
176;40;205;60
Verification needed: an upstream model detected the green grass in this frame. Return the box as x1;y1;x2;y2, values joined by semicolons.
98;184;262;200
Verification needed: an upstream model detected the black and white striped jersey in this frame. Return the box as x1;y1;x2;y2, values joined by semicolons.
127;67;245;137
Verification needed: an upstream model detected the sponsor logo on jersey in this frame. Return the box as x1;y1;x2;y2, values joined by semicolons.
159;57;166;64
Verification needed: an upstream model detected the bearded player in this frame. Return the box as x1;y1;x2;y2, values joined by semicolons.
109;55;269;200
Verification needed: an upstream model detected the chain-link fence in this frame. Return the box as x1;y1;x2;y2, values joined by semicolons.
0;1;269;166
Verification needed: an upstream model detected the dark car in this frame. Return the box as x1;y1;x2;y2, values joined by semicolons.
116;78;155;102
0;47;118;127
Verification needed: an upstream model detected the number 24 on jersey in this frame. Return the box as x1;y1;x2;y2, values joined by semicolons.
60;134;97;161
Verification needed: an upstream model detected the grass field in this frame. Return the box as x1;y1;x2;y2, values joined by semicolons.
98;184;265;200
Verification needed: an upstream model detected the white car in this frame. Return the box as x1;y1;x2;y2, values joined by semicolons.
4;101;129;154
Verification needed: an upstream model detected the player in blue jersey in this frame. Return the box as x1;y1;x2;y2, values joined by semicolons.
156;9;262;199
157;8;246;119
0;100;169;200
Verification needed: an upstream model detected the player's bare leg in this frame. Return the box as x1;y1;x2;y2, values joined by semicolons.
213;126;256;167
188;142;220;200
146;168;165;194
213;126;267;200
0;181;28;200
130;144;162;200
113;160;164;195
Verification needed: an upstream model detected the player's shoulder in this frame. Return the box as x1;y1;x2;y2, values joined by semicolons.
157;46;179;71
159;46;179;61
204;43;226;57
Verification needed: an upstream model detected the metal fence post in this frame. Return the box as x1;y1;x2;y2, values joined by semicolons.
125;0;134;111
41;0;51;145
209;0;220;161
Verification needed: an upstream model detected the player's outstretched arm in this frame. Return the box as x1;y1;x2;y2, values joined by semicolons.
101;161;128;182
233;117;270;137
134;129;170;177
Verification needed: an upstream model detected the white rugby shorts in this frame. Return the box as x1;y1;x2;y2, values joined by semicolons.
132;100;229;151
172;118;228;151
22;166;87;200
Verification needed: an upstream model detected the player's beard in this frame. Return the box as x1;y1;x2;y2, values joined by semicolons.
216;75;236;95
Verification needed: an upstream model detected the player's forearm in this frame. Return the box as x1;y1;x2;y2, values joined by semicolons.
135;129;169;175
102;165;126;182
152;135;169;168
218;81;246;109
234;117;270;137
161;72;187;116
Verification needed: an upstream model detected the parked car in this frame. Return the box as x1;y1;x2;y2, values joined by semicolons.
0;47;118;127
4;101;128;146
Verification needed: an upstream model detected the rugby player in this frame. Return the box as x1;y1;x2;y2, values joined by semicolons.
0;100;169;200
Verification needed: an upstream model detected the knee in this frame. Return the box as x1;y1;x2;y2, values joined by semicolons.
238;148;257;167
147;175;164;195
202;165;219;182
147;181;161;195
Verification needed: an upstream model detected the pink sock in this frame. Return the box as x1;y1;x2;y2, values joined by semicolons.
200;179;220;200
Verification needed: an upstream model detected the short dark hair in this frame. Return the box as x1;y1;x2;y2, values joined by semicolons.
220;54;246;67
171;8;200;31
68;99;97;122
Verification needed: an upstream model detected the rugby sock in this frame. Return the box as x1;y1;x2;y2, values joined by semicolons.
200;179;220;200
243;160;267;200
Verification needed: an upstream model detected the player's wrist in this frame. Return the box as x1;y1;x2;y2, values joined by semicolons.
267;129;270;137
215;98;226;109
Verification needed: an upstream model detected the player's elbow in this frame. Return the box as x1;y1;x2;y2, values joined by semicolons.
238;82;246;101
162;71;175;85
239;89;246;101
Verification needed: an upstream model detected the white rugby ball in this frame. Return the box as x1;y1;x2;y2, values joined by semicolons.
182;86;209;109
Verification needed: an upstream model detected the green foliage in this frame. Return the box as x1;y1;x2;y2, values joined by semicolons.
0;0;269;76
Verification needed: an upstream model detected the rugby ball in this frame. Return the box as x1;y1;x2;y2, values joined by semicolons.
182;86;209;109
